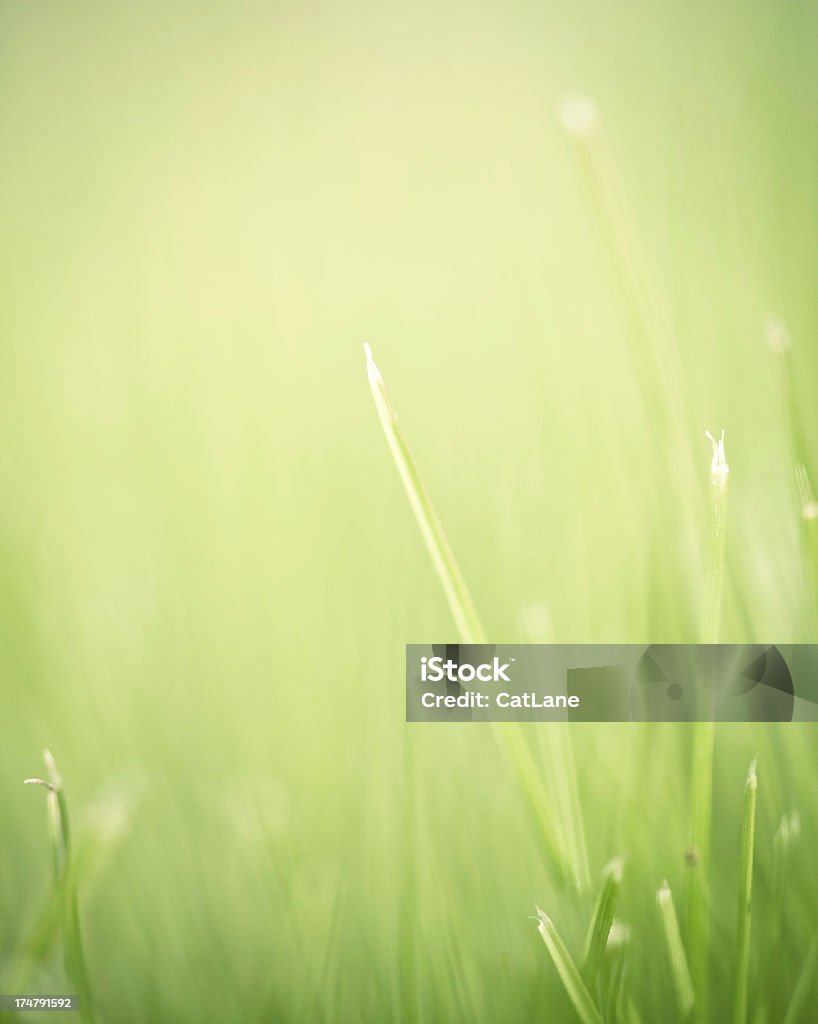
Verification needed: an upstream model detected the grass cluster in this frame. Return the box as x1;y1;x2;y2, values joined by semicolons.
2;2;818;1022
364;339;817;1023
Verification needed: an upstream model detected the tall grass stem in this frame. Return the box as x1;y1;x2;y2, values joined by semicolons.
732;759;758;1024
657;881;696;1022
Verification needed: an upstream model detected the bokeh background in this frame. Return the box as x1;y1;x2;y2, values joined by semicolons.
1;1;817;1021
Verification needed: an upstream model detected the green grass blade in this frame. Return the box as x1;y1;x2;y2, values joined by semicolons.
25;751;95;1024
732;759;758;1024
497;725;573;885
536;909;604;1024
686;716;713;1017
524;610;590;892
756;810;800;1023
782;936;818;1024
538;727;591;894
364;343;486;645
363;344;580;888
701;430;730;645
657;881;696;1022
582;857;623;987
686;431;730;1019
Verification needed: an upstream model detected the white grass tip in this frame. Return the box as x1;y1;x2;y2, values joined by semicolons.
747;757;758;786
42;748;61;788
24;777;54;789
362;342;382;383
559;94;599;138
603;855;625;883
765;315;792;354
657;880;671;903
705;429;729;484
534;905;550;931
607;920;631;950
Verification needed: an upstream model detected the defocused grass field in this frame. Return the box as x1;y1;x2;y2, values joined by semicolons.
1;1;817;1021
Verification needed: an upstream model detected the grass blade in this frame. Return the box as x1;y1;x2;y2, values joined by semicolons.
498;728;575;886
601;920;630;1023
25;751;95;1024
686;430;730;1019
363;344;582;889
782;936;818;1024
536;909;604;1024
582;857;623;987
364;343;485;645
657;881;696;1022
732;759;758;1024
756;810;800;1023
686;715;713;1016
524;610;590;892
701;430;730;645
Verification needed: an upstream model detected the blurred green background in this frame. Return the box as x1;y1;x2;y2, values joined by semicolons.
1;1;817;1021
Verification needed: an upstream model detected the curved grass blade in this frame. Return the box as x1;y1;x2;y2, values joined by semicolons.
536;909;604;1024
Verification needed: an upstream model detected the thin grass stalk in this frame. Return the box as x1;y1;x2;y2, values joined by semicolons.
536;909;604;1024
657;881;696;1022
522;611;590;892
686;715;713;1014
732;759;758;1024
363;345;582;889
601;921;630;1023
685;430;730;1019
582;858;623;988
700;430;730;644
756;810;800;1023
537;727;591;893
24;751;95;1024
500;730;575;886
782;936;818;1024
364;343;484;645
